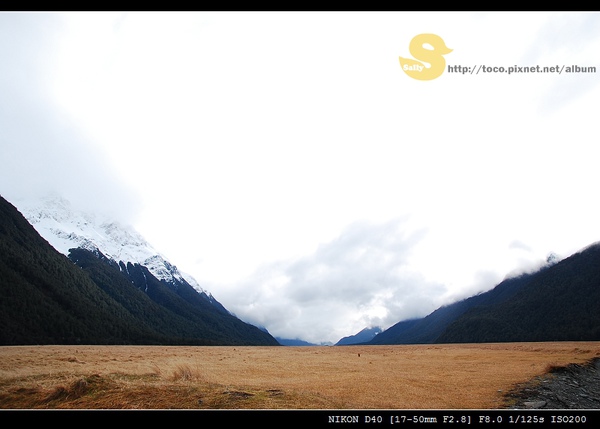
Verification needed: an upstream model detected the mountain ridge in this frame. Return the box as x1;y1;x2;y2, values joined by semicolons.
16;195;207;291
0;194;279;346
365;242;600;345
14;194;235;315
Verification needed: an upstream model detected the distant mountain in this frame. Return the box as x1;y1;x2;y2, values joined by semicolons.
276;338;318;346
335;326;382;345
0;194;279;346
368;243;600;345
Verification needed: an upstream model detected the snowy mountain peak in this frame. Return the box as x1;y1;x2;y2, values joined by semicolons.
16;195;207;295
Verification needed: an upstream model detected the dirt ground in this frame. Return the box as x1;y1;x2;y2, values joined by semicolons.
1;342;599;409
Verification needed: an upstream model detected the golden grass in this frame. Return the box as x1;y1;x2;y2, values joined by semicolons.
0;342;598;409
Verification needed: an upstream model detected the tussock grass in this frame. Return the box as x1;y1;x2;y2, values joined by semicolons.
1;342;599;409
45;377;89;401
171;364;204;382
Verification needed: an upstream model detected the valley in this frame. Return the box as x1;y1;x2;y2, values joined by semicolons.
1;342;599;409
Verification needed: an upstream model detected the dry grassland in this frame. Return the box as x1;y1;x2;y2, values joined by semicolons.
1;342;599;409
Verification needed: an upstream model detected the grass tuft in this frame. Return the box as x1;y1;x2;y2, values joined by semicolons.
44;377;89;402
171;364;203;382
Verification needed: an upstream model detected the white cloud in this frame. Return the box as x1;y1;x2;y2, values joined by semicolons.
0;12;141;222
221;218;446;344
2;11;599;344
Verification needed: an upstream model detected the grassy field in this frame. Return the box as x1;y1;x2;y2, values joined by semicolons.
1;342;599;409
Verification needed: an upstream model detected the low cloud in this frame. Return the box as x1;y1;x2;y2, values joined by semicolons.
0;13;141;223
223;218;447;344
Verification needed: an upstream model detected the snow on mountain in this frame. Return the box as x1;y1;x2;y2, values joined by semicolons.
16;194;208;295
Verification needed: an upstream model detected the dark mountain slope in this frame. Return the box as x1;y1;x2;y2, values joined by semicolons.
69;247;279;345
0;195;279;346
369;272;534;345
0;195;163;345
369;243;600;345
438;244;600;343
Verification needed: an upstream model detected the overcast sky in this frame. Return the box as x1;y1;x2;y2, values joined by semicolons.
1;12;599;344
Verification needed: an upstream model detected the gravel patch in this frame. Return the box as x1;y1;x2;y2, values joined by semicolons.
505;358;600;409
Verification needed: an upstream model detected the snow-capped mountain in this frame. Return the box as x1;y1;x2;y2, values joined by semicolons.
1;194;279;346
16;194;209;297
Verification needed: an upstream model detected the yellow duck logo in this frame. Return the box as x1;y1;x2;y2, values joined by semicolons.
400;34;452;81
